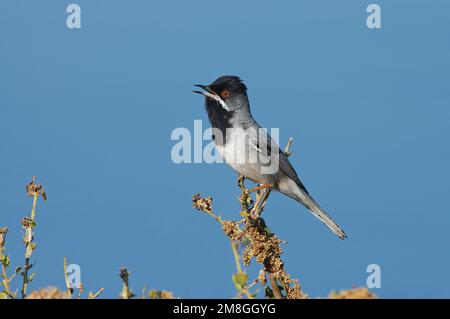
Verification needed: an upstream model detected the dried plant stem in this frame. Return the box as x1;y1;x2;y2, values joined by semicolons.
253;190;284;299
268;272;283;299
230;241;242;274
262;138;295;299
63;257;73;298
21;177;46;299
205;209;223;223
30;193;38;221
119;267;134;299
89;287;104;299
1;267;15;299
1;263;12;295
1;227;16;299
230;241;253;299
0;228;8;250
243;184;283;299
21;192;38;299
284;137;294;157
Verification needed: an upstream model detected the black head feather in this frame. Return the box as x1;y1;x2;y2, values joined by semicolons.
208;75;247;95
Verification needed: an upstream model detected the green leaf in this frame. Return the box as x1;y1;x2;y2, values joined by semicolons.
0;291;9;299
264;227;272;235
29;272;36;282
3;255;10;267
232;273;248;292
240;211;250;218
148;290;162;299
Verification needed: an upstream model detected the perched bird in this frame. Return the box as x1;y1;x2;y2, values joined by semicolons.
193;75;347;239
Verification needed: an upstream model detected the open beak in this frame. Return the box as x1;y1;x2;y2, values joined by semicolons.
193;84;230;111
193;84;219;100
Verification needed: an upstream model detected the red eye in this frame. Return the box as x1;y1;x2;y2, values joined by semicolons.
220;89;231;98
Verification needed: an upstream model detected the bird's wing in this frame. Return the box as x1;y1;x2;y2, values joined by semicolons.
277;148;310;195
246;125;310;195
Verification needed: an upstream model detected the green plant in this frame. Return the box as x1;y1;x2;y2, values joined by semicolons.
1;227;17;299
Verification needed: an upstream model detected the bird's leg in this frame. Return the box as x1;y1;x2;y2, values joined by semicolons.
250;192;265;219
247;184;272;194
248;184;272;219
252;188;272;218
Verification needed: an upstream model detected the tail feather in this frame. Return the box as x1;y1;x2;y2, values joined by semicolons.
277;177;347;239
301;194;347;240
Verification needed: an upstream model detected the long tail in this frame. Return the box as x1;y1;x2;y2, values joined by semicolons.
299;194;347;239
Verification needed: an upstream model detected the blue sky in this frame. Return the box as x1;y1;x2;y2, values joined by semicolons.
1;0;449;298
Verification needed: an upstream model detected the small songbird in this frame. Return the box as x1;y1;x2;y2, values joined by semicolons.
193;75;347;239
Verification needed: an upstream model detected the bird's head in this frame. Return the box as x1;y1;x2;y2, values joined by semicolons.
193;75;249;112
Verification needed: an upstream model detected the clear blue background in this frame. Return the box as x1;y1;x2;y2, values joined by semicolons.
1;0;449;298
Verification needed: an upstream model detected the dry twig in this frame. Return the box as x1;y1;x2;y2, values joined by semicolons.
119;267;134;299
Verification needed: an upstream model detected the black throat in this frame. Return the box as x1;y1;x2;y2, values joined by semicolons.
205;102;235;146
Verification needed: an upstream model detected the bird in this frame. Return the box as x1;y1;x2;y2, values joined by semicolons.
193;75;347;239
